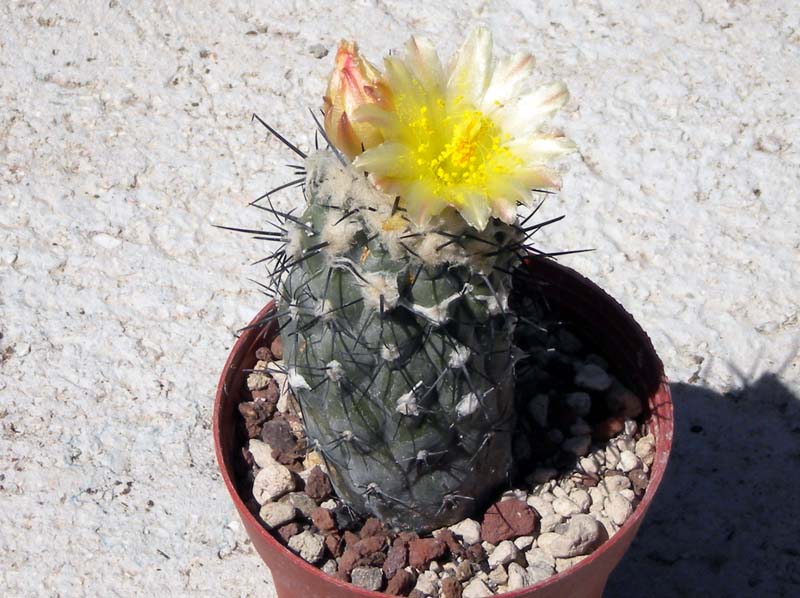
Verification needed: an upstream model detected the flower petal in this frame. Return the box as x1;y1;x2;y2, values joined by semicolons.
456;191;493;230
446;27;493;107
481;52;535;111
493;81;570;136
405;36;445;97
404;181;448;225
354;142;409;178
508;135;576;162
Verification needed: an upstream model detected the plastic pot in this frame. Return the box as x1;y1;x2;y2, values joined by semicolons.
213;258;673;598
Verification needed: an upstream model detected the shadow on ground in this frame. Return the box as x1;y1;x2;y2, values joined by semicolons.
606;374;800;597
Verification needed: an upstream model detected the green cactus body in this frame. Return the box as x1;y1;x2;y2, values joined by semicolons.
277;151;522;531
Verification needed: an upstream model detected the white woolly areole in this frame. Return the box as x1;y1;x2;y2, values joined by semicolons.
396;382;423;416
287;368;310;391
315;299;334;320
360;270;400;310
285;225;304;260
381;344;400;362
326;360;344;382
456;393;480;419
320;210;361;256
448;345;471;368
403;284;473;325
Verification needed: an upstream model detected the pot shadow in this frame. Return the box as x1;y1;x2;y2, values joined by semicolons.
606;373;800;597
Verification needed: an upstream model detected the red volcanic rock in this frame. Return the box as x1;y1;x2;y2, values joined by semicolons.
481;500;538;544
408;537;446;569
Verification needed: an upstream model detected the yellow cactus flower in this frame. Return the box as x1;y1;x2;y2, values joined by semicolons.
350;28;576;231
322;40;388;159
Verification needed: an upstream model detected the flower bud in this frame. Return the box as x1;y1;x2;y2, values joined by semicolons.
323;41;387;159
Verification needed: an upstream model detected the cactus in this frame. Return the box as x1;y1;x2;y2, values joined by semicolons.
247;29;574;531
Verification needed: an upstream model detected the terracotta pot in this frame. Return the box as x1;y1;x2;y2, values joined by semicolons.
213;258;673;598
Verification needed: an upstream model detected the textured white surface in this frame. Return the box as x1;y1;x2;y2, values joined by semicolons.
1;1;798;596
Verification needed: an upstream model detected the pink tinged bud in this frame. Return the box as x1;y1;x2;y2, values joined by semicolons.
322;41;387;159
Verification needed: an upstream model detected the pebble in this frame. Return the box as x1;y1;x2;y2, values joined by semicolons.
386;570;416;595
247;361;272;390
606;494;634;526
279;492;318;518
566;392;592;416
605;445;621;469
247;439;276;468
536;515;602;558
526;495;554;517
414;570;439;595
441;576;463;598
449;518;482;545
526;563;554;583
635;435;656;466
570;488;592;512
528;394;549;426
320;499;338;510
552;496;582;517
530;467;558;483
514;536;535;551
539;514;564;533
487;541;519;568
602;474;631;494
321;559;338;575
579;455;600;475
506;562;529;590
409;538;446;569
310;507;336;532
525;548;555;569
305;466;333;500
618;450;641;473
562;434;591;457
287;530;325;563
481;500;537;544
488;564;508;585
555;555;587;573
628;468;650;493
259;502;296;528
574;364;611;391
351;566;383;591
606;382;642;417
462;578;494;597
570;418;593;436
252;463;295;504
308;43;329;59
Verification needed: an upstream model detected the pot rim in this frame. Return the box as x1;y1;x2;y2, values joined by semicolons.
213;260;674;597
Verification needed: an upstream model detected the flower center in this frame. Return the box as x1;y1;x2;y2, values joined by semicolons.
403;101;518;204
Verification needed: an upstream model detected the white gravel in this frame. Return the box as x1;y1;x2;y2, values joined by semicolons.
1;1;798;597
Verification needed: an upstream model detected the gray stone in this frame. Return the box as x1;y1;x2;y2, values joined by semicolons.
536;515;603;558
247;439;276;468
321;559;338;576
258;502;296;528
287;530;325;563
570;488;592;512
562;434;592;457
507;562;529;590
487;540;519;568
618;450;641;473
539;514;564;533
414;570;439;595
526;495;554;517
279;492;318;518
528;393;549;427
351;566;383;591
552;496;582;517
449;518;482;545
252;463;295;504
308;43;329;59
462;578;494;597
606;494;633;526
514;535;535;551
635;435;656;466
566;391;592;416
488;564;508;585
575;364;612;391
